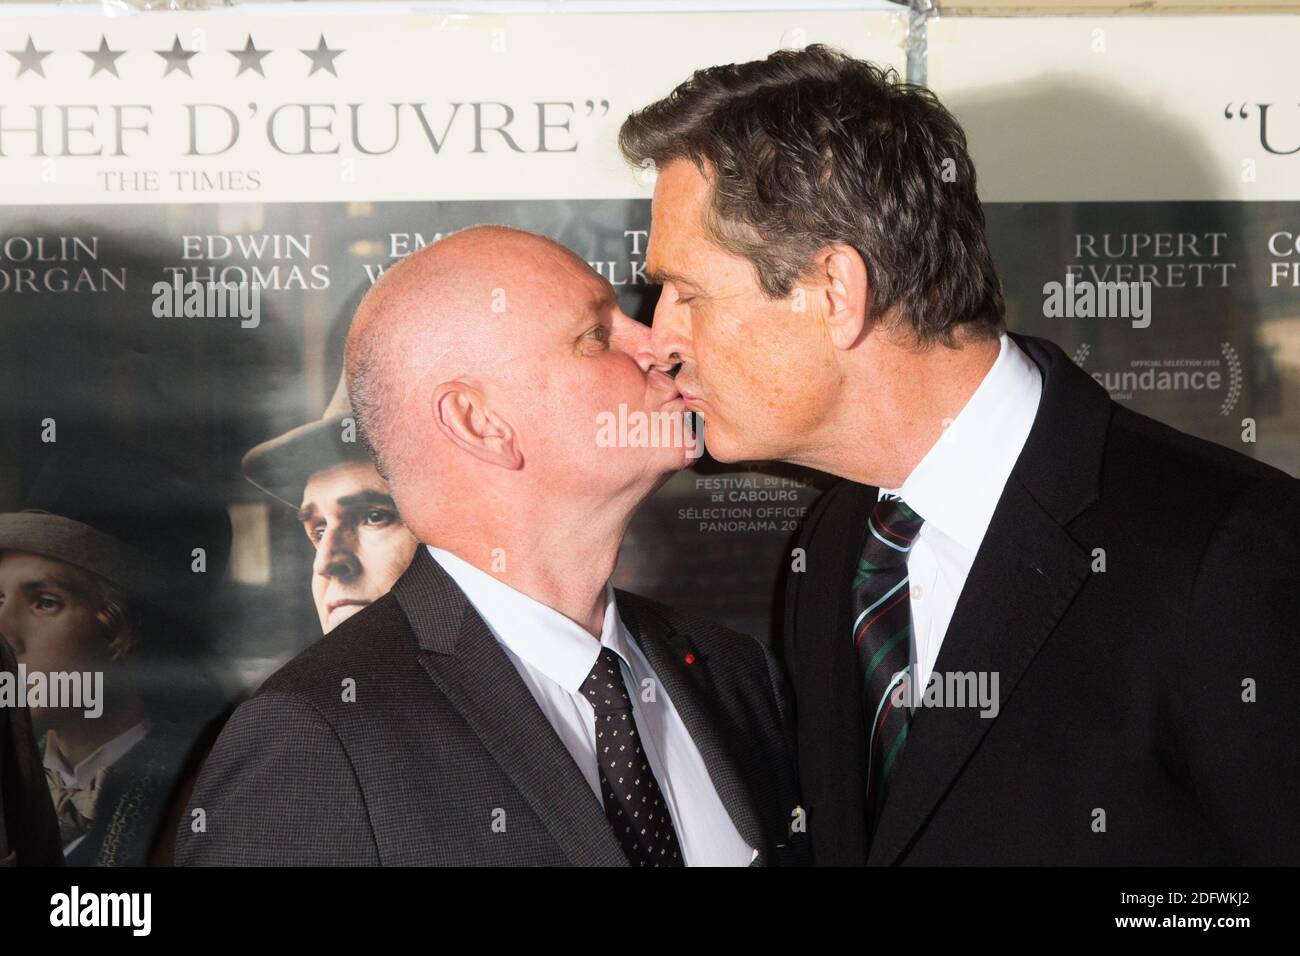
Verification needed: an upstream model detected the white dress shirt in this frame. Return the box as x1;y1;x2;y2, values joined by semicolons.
427;545;754;867
878;333;1043;691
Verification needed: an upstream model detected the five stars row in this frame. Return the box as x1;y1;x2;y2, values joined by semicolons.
5;34;344;79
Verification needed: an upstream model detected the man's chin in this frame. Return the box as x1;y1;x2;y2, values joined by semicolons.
662;447;694;475
692;419;743;463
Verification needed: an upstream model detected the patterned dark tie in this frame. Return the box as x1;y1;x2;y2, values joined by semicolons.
851;496;925;833
582;647;684;867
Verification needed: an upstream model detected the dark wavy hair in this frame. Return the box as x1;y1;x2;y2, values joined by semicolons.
619;44;1005;346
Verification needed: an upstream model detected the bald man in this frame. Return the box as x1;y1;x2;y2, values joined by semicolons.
176;226;806;867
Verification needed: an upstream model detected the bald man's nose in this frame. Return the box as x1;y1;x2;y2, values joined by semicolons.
612;312;659;373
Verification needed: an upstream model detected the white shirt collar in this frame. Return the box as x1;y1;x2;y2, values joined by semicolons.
880;333;1043;553
426;545;627;693
43;720;151;790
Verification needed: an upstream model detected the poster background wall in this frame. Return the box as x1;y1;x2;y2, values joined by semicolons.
0;1;1295;865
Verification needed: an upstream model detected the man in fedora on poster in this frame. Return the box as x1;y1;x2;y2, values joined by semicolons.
177;226;805;867
158;376;420;861
0;442;231;865
242;371;418;635
621;45;1299;864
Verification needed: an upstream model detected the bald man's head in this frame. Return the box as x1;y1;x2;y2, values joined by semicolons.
344;225;689;542
347;225;556;481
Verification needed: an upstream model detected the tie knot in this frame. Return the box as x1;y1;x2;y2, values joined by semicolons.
870;497;925;549
582;647;632;715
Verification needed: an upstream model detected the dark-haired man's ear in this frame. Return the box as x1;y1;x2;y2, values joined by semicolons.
433;382;524;471
818;242;870;350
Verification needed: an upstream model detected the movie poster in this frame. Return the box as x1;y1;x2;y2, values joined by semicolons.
2;2;1295;872
928;14;1300;474
0;2;906;865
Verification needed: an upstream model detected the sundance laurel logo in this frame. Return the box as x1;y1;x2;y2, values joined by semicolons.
1073;342;1242;416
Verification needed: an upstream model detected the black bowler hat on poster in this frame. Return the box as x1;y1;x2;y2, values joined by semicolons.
240;369;374;511
0;442;232;621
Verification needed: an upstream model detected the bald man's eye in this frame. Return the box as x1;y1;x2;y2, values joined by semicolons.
585;325;611;348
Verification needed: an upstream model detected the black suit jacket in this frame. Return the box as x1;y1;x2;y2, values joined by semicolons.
784;334;1299;865
178;546;806;865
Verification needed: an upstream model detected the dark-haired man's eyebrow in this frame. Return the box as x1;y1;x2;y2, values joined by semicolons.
646;267;702;291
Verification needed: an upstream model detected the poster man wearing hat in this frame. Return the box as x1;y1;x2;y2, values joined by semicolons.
241;371;418;634
0;443;230;865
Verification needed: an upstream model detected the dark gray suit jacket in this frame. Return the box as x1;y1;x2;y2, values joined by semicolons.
177;546;806;866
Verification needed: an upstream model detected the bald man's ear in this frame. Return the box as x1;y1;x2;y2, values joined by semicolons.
818;242;870;351
433;382;524;471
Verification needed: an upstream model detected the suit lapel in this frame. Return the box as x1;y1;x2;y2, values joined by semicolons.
809;481;876;864
394;547;627;867
866;478;1090;863
619;596;768;865
866;335;1108;864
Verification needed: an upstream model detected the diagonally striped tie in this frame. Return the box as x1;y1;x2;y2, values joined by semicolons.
851;496;925;836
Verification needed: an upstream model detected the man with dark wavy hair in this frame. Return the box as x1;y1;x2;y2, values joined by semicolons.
621;45;1299;865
